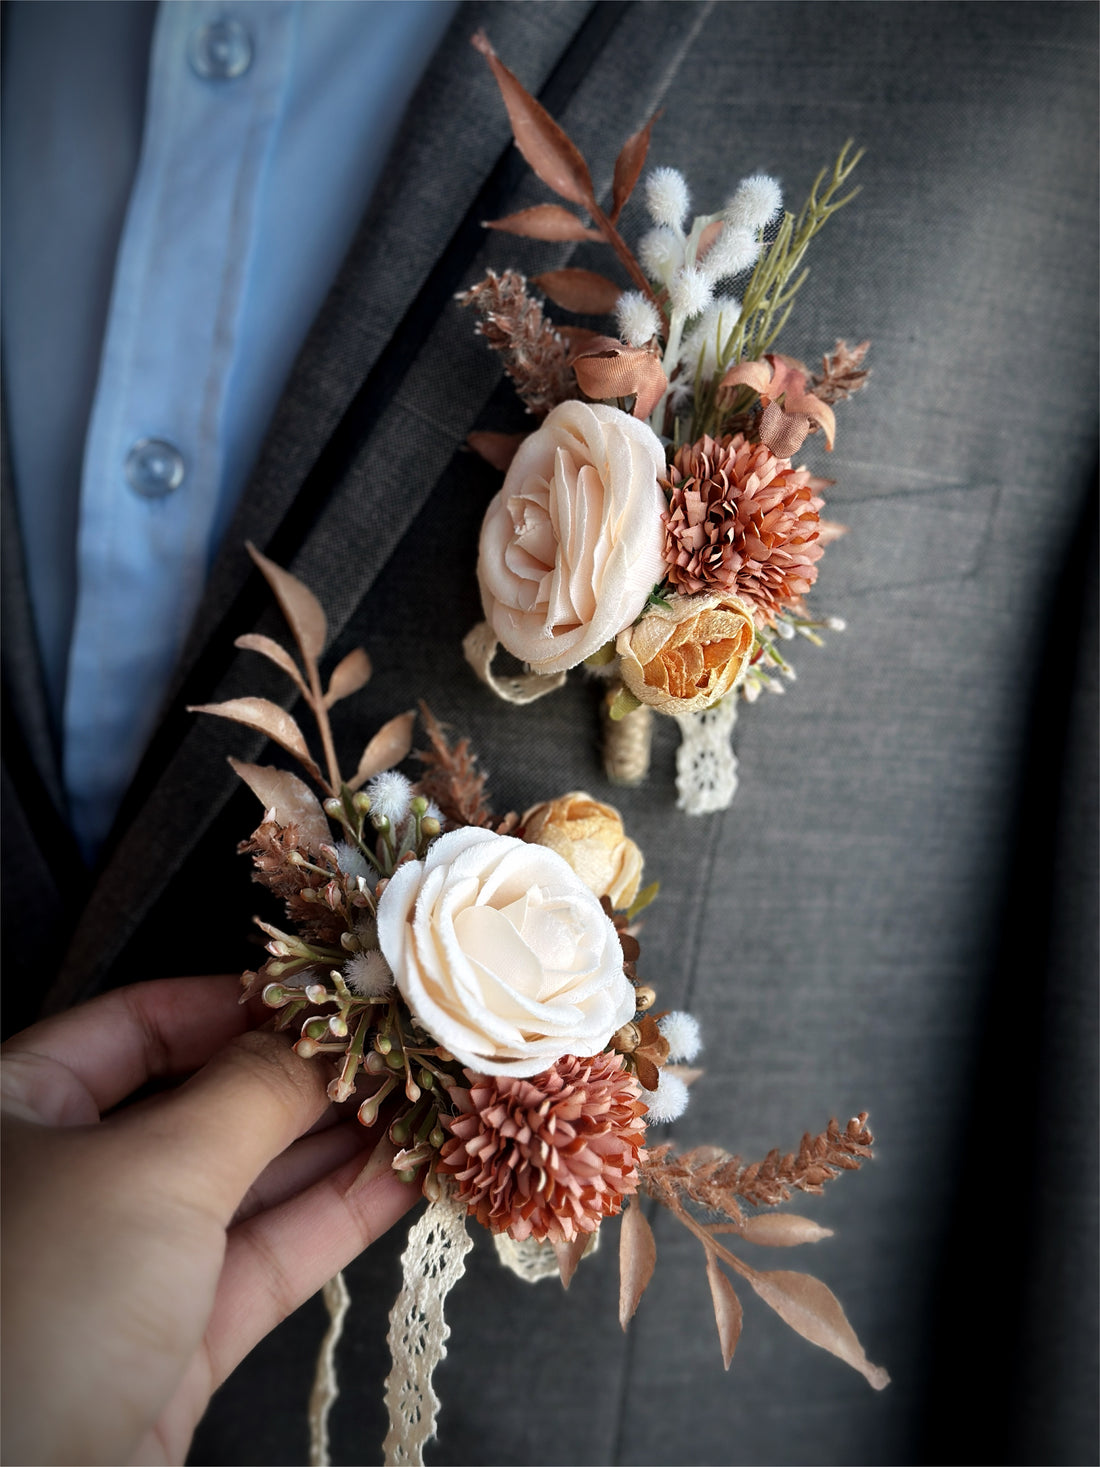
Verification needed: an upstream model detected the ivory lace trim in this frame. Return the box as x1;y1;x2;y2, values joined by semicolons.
308;1272;351;1467
493;1228;600;1283
382;1187;474;1466
674;698;740;815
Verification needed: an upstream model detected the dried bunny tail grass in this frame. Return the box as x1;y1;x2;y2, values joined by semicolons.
616;291;661;347
725;173;783;233
458;270;576;417
642;1114;875;1225
644;167;691;230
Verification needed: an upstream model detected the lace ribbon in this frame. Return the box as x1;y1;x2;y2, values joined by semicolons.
674;698;740;815
382;1186;474;1467
493;1228;600;1283
463;622;567;704
309;1272;351;1467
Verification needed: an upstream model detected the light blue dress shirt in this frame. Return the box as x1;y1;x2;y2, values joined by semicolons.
2;0;457;860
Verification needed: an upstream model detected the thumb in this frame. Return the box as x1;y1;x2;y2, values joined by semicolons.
113;1028;332;1223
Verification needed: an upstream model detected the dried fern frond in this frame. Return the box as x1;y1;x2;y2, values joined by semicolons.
458;270;577;417
414;703;499;829
642;1113;874;1224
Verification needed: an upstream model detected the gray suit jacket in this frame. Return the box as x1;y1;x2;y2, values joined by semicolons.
3;4;1096;1463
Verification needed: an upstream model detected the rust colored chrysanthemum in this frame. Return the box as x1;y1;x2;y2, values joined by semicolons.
438;1053;647;1244
661;433;825;623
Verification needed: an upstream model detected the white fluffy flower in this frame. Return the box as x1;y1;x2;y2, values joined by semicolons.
669;266;712;318
344;949;394;1000
641;1069;690;1123
335;842;371;881
615;291;660;347
700;225;759;281
366;770;412;825
638;226;684;285
376;827;635;1077
725;173;783;233
645;166;690;229
658;1010;702;1063
679;296;740;376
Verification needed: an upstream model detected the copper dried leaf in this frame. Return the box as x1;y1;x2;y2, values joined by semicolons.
618;1199;657;1328
556;324;606;351
533;269;622;315
552;1233;590;1291
610;109;661;223
227;759;332;854
471;31;594;209
705;1251;743;1370
234;633;310;699
571;340;667;420
467;430;528;473
323;648;372;710
347;710;417;792
484;204;601;242
665;1064;704;1088
189;697;323;783
246;542;326;666
735;1214;834;1247
746;1269;890;1389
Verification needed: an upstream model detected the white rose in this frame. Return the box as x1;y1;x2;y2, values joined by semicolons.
477;400;667;674
376;827;635;1077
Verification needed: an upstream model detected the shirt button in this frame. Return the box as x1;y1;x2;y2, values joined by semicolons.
188;18;253;80
125;439;186;499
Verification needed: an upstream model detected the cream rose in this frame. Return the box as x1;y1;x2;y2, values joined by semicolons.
477;400;667;674
376;827;635;1077
616;592;756;714
521;792;642;910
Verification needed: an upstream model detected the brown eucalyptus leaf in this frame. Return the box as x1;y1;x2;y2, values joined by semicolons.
347;710;417;791
746;1268;890;1389
484;204;601;242
705;1251;743;1370
618;1199;657;1328
227;759;332;854
610;109;661;222
553;1233;589;1291
467;430;528;473
246;542;326;666
533;268;622;315
471;31;594;208
234;633;310;698
323;647;372;709
189;697;323;783
738;1214;835;1247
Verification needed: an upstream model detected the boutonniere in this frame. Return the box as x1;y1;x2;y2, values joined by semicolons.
194;546;886;1467
461;33;869;814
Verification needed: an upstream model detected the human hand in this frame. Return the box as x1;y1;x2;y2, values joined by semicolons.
1;976;418;1466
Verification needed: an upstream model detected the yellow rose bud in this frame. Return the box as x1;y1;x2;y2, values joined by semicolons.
521;792;643;910
615;592;755;715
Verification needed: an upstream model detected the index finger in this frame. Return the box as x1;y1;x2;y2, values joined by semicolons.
1;976;254;1118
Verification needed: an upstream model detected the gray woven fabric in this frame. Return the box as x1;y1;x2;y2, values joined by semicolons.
3;3;1096;1464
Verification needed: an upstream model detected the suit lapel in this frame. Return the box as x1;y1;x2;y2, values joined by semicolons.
47;0;717;1013
44;0;598;1011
